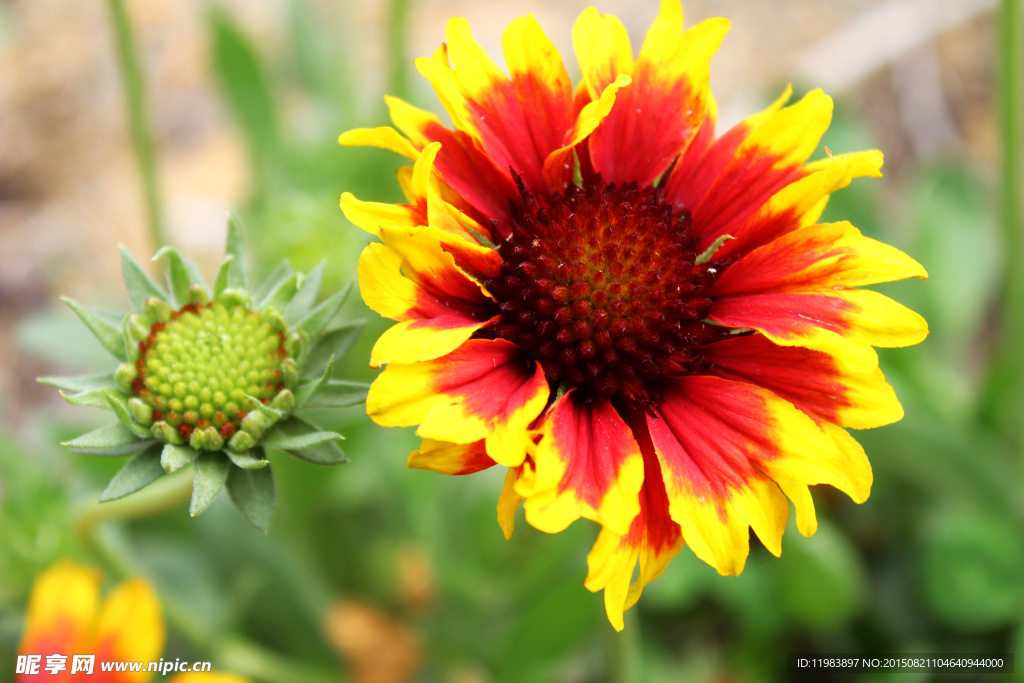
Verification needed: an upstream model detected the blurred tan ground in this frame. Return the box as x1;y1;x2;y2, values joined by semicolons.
0;0;997;414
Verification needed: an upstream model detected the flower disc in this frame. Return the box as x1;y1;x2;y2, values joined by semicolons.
485;177;727;407
132;302;288;442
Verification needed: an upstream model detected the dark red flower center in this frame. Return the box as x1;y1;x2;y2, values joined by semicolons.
484;177;730;408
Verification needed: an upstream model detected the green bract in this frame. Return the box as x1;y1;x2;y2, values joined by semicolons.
40;215;368;532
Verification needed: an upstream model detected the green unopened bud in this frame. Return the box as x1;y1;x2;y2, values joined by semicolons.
189;426;224;451
271;389;294;412
128;314;149;343
143;297;172;323
152;421;184;445
115;363;137;392
128;397;153;426
216;288;252;309
285;333;304;359
263;308;287;333
241;409;269;437
281;358;298;388
228;430;256;451
187;284;210;305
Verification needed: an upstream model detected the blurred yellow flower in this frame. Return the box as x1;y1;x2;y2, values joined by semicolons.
15;562;250;683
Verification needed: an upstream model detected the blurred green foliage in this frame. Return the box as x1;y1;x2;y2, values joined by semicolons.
1;3;1022;683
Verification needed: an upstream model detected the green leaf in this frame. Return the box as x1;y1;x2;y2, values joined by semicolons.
213;255;233;299
302;380;369;410
190;452;230;516
154;246;195;307
38;372;116;393
225;449;269;469
923;511;1024;631
104;390;152;438
61;297;127;361
226;459;276;533
294;356;333;408
210;9;279;165
778;519;868;630
287;439;347;465
120;245;166;311
260;272;301;312
301;320;364;378
122;314;138;362
298;280;352;342
260;417;342;451
60;388;116;410
284;260;325;325
63;423;150;456
99;444;165;502
271;417;347;465
161;444;195;473
226;212;249;290
253;261;293;304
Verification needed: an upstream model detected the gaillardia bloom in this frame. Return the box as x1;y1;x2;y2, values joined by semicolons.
339;0;927;629
41;218;368;532
17;562;252;682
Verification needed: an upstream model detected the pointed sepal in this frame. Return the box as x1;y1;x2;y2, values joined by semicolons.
226;456;276;533
99;444;165;502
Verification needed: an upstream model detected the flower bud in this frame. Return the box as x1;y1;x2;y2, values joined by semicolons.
151;421;184;445
216;288;252;309
115;363;137;392
271;389;295;413
228;430;256;451
143;297;172;323
129;398;153;426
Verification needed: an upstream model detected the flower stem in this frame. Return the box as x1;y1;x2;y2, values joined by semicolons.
79;486;341;683
387;0;411;100
609;610;643;683
74;468;194;539
107;0;168;248
1000;0;1024;456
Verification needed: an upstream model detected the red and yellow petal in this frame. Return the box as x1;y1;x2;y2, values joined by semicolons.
18;563;100;664
92;579;164;683
337;126;419;160
587;2;729;187
710;288;928;373
169;675;253;683
542;74;631;193
518;390;644;536
498;464;528;540
584;420;684;631
646;376;863;575
384;95;519;223
407;438;497;475
690;89;832;246
573;6;633;100
367;340;548;467
711;221;927;295
665;85;791;212
701;333;903;429
709;150;884;260
416;17;574;192
357;228;497;367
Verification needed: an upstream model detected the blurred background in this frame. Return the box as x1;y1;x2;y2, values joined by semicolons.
0;0;1021;681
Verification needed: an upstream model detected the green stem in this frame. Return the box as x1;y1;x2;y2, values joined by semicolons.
387;0;411;99
107;0;168;248
74;468;194;540
78;475;340;683
609;610;643;683
1001;0;1024;454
